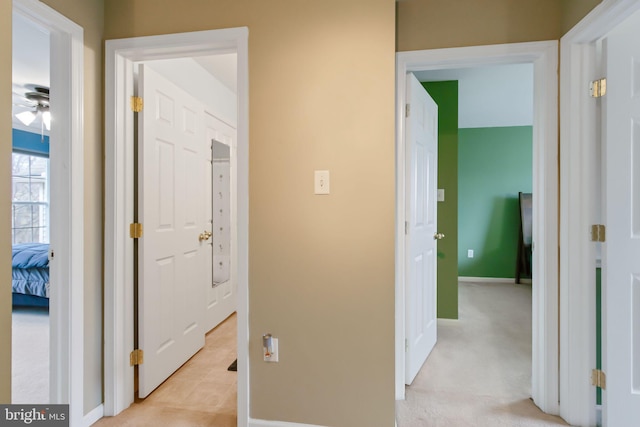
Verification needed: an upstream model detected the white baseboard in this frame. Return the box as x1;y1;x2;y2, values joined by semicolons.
459;276;515;283
249;419;327;427
84;404;104;426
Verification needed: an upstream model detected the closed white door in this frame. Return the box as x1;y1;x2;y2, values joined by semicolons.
603;8;640;426
137;64;208;397
405;72;439;385
204;111;237;332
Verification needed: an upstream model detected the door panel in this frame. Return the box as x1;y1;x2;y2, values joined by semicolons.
405;72;439;385
138;64;207;398
604;9;640;426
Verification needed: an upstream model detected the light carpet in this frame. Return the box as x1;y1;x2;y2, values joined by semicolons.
12;307;49;404
396;281;570;427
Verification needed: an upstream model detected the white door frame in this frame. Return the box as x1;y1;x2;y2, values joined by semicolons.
560;0;640;425
12;0;84;424
103;28;249;426
395;41;559;415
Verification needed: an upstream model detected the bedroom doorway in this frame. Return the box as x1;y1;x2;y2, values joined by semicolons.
395;41;559;415
10;8;52;405
9;0;85;423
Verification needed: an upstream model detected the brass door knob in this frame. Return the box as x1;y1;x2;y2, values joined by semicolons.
199;230;212;242
434;232;445;240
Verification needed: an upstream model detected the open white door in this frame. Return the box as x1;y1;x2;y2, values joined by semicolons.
203;111;237;332
405;72;439;384
603;9;640;426
137;64;208;397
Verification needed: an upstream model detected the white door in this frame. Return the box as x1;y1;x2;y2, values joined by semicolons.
137;64;208;397
204;111;237;332
603;9;640;426
405;72;439;384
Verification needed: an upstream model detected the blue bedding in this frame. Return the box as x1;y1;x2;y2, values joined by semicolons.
12;243;50;299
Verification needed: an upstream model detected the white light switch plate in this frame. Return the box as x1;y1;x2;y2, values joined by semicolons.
315;170;330;195
437;189;445;202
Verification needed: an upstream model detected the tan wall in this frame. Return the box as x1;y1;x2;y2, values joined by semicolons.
0;0;13;404
105;1;396;425
396;0;563;52
0;0;104;412
561;0;603;35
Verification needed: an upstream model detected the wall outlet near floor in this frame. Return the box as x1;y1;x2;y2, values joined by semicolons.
264;337;279;362
467;249;474;258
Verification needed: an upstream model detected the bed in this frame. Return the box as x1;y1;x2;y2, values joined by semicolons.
12;243;50;308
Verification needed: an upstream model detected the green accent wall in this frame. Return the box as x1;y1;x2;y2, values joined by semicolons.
458;127;533;278
422;81;458;319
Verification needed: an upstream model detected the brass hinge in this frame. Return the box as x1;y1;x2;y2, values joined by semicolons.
591;369;606;389
130;96;144;112
130;223;143;239
405;103;411;118
590;78;607;98
130;349;144;366
591;224;606;242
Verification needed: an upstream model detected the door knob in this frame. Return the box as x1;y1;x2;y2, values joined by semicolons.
199;230;212;242
434;232;445;240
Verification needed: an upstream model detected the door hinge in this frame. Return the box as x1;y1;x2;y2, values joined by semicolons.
130;349;144;366
590;78;607;98
405;221;409;235
591;224;606;242
130;223;143;239
130;96;144;112
405;103;411;118
591;369;606;389
405;339;408;352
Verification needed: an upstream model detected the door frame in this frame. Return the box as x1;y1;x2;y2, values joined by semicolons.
560;0;640;425
12;0;85;424
103;28;249;426
395;41;559;415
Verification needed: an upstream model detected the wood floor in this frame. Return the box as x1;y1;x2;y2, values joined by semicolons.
93;313;237;427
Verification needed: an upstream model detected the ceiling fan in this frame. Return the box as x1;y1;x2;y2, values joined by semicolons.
13;84;51;132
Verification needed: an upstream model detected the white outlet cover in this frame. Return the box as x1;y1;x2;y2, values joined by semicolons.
437;189;445;202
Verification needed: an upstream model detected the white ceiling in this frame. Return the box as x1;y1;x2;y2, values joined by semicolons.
414;63;534;128
12;12;50;133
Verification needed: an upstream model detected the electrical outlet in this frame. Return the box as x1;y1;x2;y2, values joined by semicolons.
467;249;474;258
264;337;279;362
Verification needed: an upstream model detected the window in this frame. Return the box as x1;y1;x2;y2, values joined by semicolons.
12;152;49;244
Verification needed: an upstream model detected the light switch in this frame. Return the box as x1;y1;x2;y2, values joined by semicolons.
437;189;445;202
315;170;330;195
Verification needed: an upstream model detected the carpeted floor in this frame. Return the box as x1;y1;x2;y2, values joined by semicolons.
396;281;570;427
12;306;50;404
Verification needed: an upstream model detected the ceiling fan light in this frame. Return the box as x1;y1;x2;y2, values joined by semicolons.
16;110;36;126
42;111;51;131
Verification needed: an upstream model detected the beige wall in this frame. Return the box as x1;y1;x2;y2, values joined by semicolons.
105;1;396;425
0;0;13;404
561;0;602;34
0;0;104;412
396;0;563;51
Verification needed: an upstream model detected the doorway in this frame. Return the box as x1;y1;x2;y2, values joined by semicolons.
103;28;249;426
396;41;559;415
10;0;84;423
